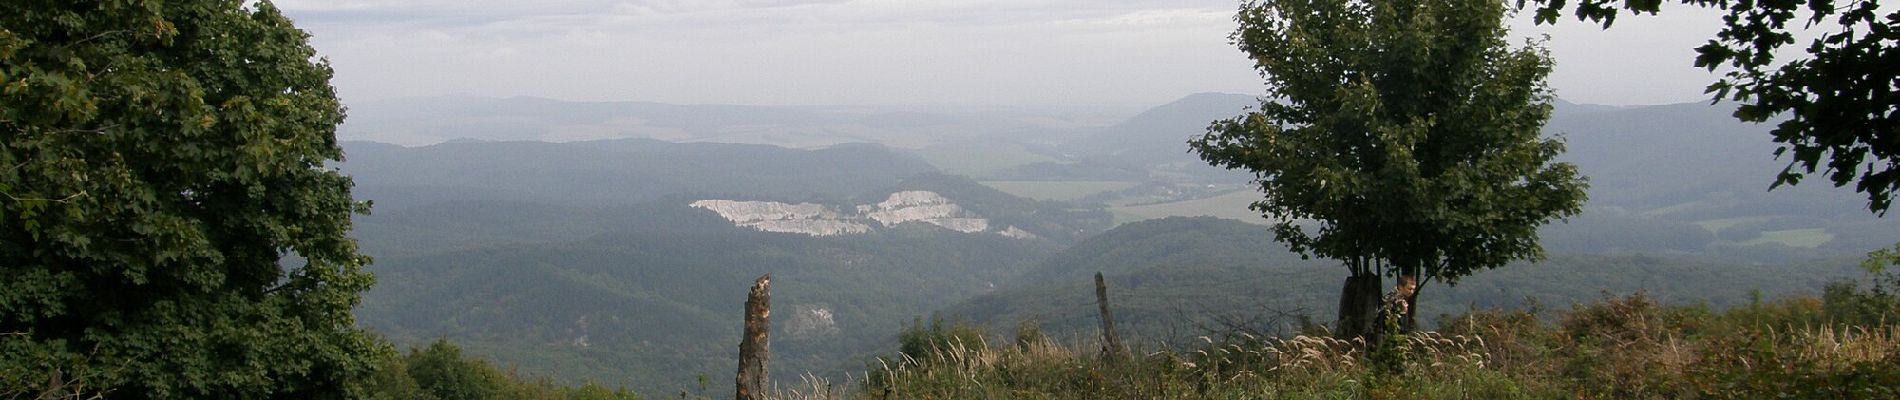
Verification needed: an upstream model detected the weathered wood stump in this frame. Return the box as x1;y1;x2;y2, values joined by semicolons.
737;274;770;400
1095;272;1121;356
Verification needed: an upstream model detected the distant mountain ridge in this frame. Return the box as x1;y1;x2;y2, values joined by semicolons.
977;92;1264;184
944;217;1867;348
339;95;1112;148
1063;92;1258;162
1037;93;1895;258
338;138;939;211
336;93;1898;395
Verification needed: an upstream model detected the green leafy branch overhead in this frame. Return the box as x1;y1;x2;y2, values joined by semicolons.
1523;0;1900;214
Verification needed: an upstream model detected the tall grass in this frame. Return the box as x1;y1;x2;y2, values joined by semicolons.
802;278;1900;399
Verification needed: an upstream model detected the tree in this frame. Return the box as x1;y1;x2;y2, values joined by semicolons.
1521;0;1899;215
2;1;384;398
1192;0;1588;338
404;340;504;400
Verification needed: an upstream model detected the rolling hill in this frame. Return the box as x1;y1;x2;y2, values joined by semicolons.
347;162;1108;392
942;217;1871;348
338;95;1106;149
333;94;1898;394
338;139;939;211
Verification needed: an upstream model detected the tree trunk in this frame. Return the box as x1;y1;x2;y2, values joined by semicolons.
1335;271;1382;340
736;274;770;400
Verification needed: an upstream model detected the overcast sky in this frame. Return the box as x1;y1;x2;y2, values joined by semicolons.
275;0;1736;108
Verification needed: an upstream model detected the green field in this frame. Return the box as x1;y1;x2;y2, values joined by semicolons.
1694;216;1772;233
1742;228;1836;248
979;180;1141;202
1109;190;1267;225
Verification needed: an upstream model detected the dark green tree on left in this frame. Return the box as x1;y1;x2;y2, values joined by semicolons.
2;1;385;398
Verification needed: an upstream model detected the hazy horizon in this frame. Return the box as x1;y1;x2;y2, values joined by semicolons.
279;1;1739;109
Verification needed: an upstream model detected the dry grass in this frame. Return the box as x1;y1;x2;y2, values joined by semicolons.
1791;324;1900;366
822;291;1900;399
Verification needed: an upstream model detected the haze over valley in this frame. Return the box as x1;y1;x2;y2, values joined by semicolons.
12;1;1897;398
335;93;1896;391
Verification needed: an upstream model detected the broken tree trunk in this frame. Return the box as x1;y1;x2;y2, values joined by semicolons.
736;274;771;400
1336;271;1382;340
1095;272;1121;356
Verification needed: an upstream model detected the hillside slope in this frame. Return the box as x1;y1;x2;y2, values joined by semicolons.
339;139;939;210
945;217;1868;347
359;202;1061;393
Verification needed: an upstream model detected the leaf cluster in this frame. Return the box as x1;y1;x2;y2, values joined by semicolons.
1522;0;1900;214
2;0;380;397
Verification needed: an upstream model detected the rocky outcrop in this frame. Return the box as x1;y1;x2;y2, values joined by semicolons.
692;191;1034;238
859;191;989;233
783;304;840;338
998;226;1039;240
689;200;872;236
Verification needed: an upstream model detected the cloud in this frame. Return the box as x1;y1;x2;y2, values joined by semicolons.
1087;8;1231;27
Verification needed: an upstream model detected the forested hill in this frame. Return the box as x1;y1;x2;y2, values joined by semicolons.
359;204;1062;393
329;96;1899;394
338;139;938;210
341;144;1107;392
1036;93;1899;261
336;95;1099;149
1061;92;1256;165
946;217;1869;348
1537;101;1900;260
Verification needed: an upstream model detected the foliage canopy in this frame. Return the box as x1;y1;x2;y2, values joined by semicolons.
2;0;381;397
1192;0;1588;285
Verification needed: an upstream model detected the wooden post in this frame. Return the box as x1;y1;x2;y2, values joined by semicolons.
736;274;770;400
1094;272;1121;356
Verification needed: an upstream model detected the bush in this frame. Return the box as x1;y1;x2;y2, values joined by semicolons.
364;339;642;400
1823;244;1900;326
1691;325;1900;399
896;315;989;362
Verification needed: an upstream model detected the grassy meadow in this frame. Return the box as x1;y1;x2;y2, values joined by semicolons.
757;271;1900;399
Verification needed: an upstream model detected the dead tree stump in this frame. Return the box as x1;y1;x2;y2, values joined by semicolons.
737;274;771;400
1095;272;1121;356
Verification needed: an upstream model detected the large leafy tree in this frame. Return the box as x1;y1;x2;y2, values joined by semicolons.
1523;0;1898;214
1192;0;1588;337
2;1;383;398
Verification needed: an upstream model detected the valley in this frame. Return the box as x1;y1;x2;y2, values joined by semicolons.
334;94;1897;393
15;2;1897;398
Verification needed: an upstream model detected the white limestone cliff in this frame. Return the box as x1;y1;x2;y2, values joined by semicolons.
858;191;989;233
692;191;1032;238
689;200;872;236
998;226;1039;240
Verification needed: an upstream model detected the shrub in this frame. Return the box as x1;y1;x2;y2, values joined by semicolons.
896;315;989;362
1822;272;1900;327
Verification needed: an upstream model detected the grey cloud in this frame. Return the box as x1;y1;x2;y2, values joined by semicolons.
274;0;1732;107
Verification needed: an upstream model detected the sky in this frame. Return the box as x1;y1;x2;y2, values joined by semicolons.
274;0;1737;108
